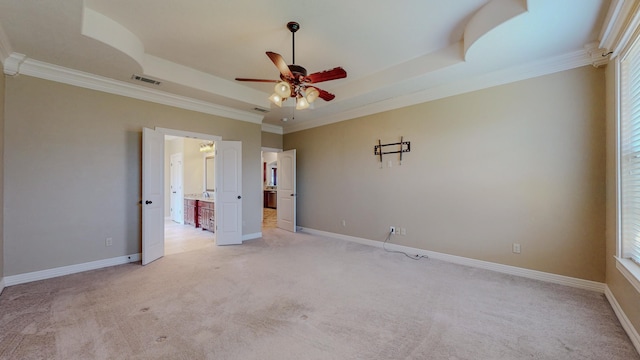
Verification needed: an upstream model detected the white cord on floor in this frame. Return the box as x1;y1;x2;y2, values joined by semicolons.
382;231;428;260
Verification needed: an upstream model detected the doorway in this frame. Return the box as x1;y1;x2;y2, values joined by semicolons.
261;148;297;232
163;133;220;256
262;148;280;230
143;127;244;264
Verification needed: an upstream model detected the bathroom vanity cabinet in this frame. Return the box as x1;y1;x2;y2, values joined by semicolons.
264;190;277;209
184;199;197;226
184;198;215;233
198;200;215;232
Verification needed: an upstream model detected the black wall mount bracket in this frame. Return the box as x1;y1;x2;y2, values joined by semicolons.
374;136;410;164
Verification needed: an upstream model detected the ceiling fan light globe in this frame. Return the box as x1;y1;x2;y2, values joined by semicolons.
269;93;283;107
296;96;310;110
306;87;320;103
274;81;291;98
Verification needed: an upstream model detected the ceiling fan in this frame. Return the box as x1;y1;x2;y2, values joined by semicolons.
235;21;347;110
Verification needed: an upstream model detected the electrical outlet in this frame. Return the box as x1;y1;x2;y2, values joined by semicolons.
106;237;113;247
390;226;396;234
512;243;521;254
400;227;406;235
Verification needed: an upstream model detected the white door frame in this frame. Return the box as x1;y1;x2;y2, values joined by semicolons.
142;127;222;263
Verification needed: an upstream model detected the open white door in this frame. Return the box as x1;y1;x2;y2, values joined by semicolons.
142;128;165;265
277;149;296;232
215;141;243;245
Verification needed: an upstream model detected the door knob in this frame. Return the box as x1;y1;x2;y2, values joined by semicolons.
145;200;153;204
237;195;242;199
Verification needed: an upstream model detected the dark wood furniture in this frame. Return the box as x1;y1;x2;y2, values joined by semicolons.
198;200;215;232
184;198;215;232
184;199;197;226
264;190;277;209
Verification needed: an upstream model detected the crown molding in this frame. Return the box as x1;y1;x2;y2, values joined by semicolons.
585;42;611;67
599;0;640;58
3;47;594;134
284;49;592;134
0;22;12;66
261;123;283;134
3;52;26;76
5;54;264;124
599;0;627;51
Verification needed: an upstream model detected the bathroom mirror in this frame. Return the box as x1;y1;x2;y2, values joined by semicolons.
205;156;215;191
267;161;277;186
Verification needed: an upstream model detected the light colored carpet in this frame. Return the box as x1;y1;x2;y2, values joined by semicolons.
0;228;638;359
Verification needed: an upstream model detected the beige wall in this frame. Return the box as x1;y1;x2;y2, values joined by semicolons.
285;66;606;282
605;62;640;333
262;131;282;149
164;138;184;218
3;75;262;276
183;138;206;195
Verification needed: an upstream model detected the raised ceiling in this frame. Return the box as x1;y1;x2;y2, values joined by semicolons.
0;0;612;133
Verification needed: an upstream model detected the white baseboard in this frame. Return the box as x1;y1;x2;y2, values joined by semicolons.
243;232;262;241
4;253;141;287
301;228;606;293
605;285;640;354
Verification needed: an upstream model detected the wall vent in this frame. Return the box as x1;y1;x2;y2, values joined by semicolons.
131;74;162;86
253;107;269;113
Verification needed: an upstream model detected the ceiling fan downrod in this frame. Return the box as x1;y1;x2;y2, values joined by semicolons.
287;21;300;64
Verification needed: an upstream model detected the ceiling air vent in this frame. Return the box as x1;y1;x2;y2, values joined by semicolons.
253;107;269;113
131;74;161;86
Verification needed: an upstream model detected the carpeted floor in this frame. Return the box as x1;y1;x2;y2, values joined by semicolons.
0;228;638;359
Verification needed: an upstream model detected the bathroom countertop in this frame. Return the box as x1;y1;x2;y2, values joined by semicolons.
184;195;214;203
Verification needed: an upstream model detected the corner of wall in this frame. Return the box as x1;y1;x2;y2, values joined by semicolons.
605;285;640;354
0;62;5;283
261;131;283;149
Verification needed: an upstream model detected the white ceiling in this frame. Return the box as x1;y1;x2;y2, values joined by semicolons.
0;0;611;133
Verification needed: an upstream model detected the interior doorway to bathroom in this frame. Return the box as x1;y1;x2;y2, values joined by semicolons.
262;148;280;230
164;134;217;255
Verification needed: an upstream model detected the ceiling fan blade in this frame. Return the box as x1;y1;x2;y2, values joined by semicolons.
315;88;336;101
235;78;279;83
266;51;294;80
306;67;347;83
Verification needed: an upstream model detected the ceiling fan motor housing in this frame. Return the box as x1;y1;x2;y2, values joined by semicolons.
285;64;308;84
